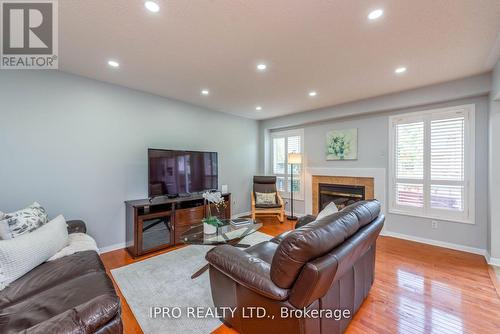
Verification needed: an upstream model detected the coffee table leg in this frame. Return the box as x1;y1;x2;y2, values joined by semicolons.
191;264;210;279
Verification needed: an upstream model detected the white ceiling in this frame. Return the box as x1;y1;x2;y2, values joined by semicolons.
59;0;500;120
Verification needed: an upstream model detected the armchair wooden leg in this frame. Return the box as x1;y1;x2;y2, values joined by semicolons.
251;211;256;220
279;210;284;223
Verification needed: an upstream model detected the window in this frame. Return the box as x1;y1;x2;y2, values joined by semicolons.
389;105;475;223
270;129;304;200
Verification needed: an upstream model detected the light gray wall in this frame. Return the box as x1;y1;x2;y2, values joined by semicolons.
489;60;500;259
260;77;491;250
258;73;491;173
0;71;259;250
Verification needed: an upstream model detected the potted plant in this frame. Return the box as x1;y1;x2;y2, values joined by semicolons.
202;191;226;234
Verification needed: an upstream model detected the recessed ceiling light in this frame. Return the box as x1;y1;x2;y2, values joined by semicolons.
256;64;267;71
144;1;160;13
395;67;407;74
368;9;384;20
255;106;262;111
107;60;120;68
308;91;317;97
201;89;210;96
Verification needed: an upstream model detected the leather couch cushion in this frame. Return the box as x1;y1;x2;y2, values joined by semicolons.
0;251;104;306
344;199;381;228
270;200;380;289
23;294;121;334
244;241;279;264
0;251;120;333
206;244;289;301
1;272;119;333
270;231;291;244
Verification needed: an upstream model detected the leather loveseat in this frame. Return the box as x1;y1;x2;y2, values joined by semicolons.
0;220;122;334
206;200;384;334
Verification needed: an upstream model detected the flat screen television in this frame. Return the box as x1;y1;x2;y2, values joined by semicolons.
148;149;218;197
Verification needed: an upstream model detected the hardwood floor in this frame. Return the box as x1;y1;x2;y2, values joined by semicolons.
100;217;500;334
488;265;500;299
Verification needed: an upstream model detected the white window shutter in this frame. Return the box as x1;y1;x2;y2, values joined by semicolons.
394;121;424;208
430;116;465;212
430;117;464;182
396;121;424;180
270;129;304;200
389;105;473;223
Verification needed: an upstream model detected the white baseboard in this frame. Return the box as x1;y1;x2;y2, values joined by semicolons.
99;242;127;254
486;252;500;266
380;230;486;256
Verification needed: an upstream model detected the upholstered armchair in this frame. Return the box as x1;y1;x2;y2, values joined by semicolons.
206;200;384;334
251;176;285;223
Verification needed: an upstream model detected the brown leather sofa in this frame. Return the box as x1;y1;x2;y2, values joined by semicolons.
206;200;384;334
0;220;122;334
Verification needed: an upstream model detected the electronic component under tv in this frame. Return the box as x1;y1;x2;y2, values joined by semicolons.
148;149;218;197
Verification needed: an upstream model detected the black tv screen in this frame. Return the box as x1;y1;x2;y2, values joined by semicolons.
148;149;218;197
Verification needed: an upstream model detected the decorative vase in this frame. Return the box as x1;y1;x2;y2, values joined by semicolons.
203;222;217;234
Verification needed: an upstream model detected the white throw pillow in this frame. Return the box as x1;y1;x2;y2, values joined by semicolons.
48;233;98;261
0;215;68;291
316;202;339;221
255;192;277;205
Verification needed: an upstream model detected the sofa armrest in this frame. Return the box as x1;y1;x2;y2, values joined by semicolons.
67;220;87;234
295;214;316;229
270;230;291;244
205;245;289;301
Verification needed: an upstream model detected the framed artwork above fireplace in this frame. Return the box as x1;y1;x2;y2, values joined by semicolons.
326;128;358;160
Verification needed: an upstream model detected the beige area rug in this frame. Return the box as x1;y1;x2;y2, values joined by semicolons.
111;231;271;334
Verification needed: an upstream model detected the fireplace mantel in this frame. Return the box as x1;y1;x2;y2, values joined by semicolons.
305;167;386;215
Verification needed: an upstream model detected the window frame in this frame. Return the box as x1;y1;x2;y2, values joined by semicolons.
270;128;305;201
388;104;475;224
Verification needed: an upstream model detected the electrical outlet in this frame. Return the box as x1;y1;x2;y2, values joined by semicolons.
431;220;438;229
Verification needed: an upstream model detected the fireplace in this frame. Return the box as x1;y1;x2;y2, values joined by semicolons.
312;175;374;215
319;183;365;211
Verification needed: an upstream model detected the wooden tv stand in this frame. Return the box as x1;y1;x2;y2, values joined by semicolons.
125;193;231;258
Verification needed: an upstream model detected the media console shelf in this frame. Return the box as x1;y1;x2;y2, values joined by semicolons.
125;193;231;258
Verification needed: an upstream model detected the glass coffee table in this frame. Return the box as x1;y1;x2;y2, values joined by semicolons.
181;218;262;278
